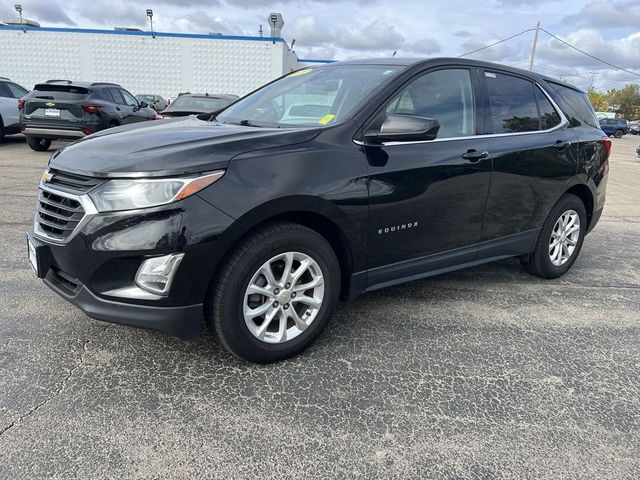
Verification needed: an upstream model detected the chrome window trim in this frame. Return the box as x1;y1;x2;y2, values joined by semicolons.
353;82;569;147
33;182;98;245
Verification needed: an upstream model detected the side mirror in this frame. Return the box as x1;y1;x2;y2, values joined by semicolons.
139;101;149;108
364;114;440;144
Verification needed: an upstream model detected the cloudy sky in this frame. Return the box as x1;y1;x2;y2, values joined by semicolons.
1;0;639;90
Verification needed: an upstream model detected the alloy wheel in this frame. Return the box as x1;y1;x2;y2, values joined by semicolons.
549;209;580;267
243;251;325;344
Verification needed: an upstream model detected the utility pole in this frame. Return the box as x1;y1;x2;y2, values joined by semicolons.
529;21;540;71
588;72;597;90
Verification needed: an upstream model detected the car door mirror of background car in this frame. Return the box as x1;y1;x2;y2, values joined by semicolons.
139;101;148;109
364;114;441;144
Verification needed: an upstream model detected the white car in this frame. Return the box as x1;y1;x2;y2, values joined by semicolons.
0;77;29;142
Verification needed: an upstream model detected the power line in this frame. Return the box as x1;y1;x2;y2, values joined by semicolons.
457;28;536;58
540;28;640;79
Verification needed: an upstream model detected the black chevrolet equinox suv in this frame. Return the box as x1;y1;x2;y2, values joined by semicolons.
27;58;610;362
20;80;156;151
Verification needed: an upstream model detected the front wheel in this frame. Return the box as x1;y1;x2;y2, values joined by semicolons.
521;194;587;279
26;136;52;151
208;222;340;363
614;129;623;138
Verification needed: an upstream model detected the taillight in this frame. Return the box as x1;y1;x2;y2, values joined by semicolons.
82;127;93;135
155;114;167;120
17;99;25;109
600;136;611;175
81;104;101;114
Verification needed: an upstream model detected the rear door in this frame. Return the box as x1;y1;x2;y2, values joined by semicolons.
107;88;135;124
480;70;578;246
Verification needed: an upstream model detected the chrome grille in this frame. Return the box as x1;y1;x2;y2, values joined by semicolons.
47;169;105;194
35;189;85;241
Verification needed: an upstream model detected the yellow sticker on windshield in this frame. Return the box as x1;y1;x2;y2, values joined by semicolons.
289;68;312;77
318;114;335;125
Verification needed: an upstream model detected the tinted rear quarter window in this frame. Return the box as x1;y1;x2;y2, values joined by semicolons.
485;72;539;133
547;82;599;129
535;88;562;130
32;85;91;101
0;82;10;98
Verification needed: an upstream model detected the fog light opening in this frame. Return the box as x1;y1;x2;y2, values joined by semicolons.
135;253;185;296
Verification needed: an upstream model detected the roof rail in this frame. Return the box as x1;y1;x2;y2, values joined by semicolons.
90;82;121;87
45;79;72;83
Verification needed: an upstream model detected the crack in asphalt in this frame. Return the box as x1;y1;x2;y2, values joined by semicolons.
0;325;112;438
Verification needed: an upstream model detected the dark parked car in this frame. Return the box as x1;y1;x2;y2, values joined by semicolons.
136;94;167;112
159;93;238;117
27;58;610;362
599;117;628;138
20;80;156;151
0;76;29;142
628;120;639;135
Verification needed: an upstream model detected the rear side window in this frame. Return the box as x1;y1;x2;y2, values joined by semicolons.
547;82;599;129
5;82;28;98
485;72;539;133
93;89;114;102
0;82;10;98
31;84;90;100
535;87;562;130
108;88;125;105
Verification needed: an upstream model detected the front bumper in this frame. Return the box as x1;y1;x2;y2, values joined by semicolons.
29;191;235;339
44;266;202;339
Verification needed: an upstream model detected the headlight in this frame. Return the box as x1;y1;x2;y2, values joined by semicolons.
88;170;224;212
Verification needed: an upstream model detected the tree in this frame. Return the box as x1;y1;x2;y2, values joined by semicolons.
608;84;640;119
587;88;609;112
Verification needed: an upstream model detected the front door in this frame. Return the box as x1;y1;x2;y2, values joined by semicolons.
364;67;492;286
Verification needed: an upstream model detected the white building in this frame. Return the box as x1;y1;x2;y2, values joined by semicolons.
0;24;310;98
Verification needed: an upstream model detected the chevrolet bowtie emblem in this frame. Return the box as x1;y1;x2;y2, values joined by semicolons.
45;102;56;107
41;170;54;183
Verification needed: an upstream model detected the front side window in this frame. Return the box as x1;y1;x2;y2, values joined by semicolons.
217;65;402;127
485;72;539;133
120;90;139;107
385;69;475;138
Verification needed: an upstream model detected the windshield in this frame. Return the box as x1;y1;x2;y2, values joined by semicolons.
137;95;156;102
217;65;403;127
170;96;233;111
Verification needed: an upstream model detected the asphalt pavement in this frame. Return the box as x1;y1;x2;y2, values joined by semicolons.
0;134;639;479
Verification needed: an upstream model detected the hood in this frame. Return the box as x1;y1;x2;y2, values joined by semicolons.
49;116;321;178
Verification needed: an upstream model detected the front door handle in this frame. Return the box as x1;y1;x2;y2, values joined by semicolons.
553;140;571;149
462;150;489;162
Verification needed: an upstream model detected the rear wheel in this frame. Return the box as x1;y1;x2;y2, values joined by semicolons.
106;120;119;129
521;194;587;279
208;222;340;363
614;129;623;138
0;118;4;143
26;136;51;152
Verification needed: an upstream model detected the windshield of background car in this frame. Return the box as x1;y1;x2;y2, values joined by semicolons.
171;96;232;110
216;65;403;127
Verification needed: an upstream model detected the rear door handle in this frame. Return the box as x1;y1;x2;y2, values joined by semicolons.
462;150;489;162
553;140;571;149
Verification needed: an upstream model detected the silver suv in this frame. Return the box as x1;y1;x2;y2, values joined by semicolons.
0;77;28;142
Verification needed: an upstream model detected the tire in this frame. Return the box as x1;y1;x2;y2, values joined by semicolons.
521;193;587;279
0;118;4;143
614;129;623;138
208;222;340;363
26;136;52;152
106;120;119;129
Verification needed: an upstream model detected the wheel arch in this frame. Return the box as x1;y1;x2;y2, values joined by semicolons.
564;183;594;229
206;196;362;302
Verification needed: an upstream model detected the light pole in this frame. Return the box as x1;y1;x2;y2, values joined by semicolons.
14;4;24;33
146;9;155;39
